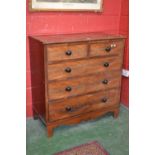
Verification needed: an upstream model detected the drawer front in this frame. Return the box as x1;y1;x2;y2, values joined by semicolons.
47;43;87;62
47;57;122;81
90;39;124;57
48;89;120;121
48;71;121;100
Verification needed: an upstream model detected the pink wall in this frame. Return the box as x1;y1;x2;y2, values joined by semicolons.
26;0;129;117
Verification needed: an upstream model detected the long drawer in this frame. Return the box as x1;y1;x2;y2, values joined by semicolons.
47;57;122;81
48;89;120;121
47;71;121;101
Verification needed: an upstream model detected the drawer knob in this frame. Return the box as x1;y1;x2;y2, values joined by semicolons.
102;98;108;103
102;79;108;84
105;47;111;52
65;67;72;73
65;86;72;92
65;106;72;112
65;50;72;56
104;62;109;67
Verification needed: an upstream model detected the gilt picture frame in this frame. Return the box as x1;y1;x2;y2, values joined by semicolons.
29;0;103;12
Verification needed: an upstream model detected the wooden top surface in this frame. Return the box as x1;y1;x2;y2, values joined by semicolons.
30;32;125;44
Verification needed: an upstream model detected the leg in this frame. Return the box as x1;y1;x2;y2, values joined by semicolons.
47;126;54;138
33;109;38;120
113;108;119;118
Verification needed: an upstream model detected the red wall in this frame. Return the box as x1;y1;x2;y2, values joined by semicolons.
26;0;129;117
119;0;129;107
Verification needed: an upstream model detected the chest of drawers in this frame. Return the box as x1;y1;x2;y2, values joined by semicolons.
29;32;125;137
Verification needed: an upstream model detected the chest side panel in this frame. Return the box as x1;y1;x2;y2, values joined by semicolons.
29;37;46;122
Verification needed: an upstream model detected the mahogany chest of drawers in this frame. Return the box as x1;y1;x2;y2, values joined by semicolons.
29;32;125;137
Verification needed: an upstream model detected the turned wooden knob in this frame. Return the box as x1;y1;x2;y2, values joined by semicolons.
102;98;108;103
103;62;109;67
65;86;72;92
65;67;72;73
65;106;72;112
102;79;108;84
65;50;72;56
105;47;111;52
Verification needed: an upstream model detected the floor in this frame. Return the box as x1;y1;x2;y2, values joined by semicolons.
26;105;129;155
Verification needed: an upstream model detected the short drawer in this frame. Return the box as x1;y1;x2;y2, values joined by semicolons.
47;57;122;81
48;89;120;121
47;43;87;62
90;39;124;57
48;71;121;101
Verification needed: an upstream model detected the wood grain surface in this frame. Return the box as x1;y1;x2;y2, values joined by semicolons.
48;71;121;100
47;57;122;81
30;32;125;44
90;39;124;57
47;43;88;62
48;89;120;121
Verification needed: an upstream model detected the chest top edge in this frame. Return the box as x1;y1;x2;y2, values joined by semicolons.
29;32;126;45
